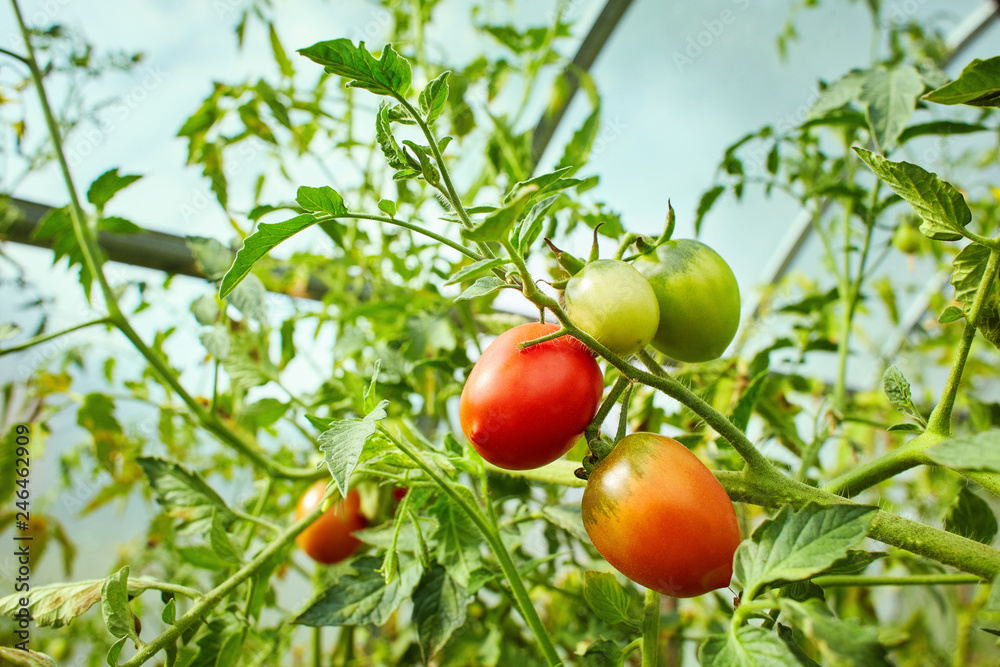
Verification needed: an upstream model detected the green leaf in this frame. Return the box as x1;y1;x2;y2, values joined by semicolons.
926;432;1000;472
882;365;913;413
298;39;412;97
454;276;508;301
136;457;236;533
859;65;924;151
924;56;1000;107
107;638;126;666
540;504;591;543
419;71;450;124
412;565;468;660
734;504;877;600
296;185;348;217
583;571;632;626
556;105;600;172
0;647;58;666
887;423;922;433
695;185;726;235
854;148;971;242
294;555;423;626
808;69;868;118
504;167;578;204
781;598;891;666
268;23;294;78
699;626;803;667
430;489;483;588
87;168;142;212
898;120;988;144
376;102;410;170
445;258;510;286
730;368;769;434
950;243;994;316
463;186;538;243
378;199;396;218
939;305;964;324
100;216;144;234
238;397;288;430
186;236;233;281
162;598;176;624
318;400;389;497
988;574;1000;611
210;509;243;563
513;194;560;255
219;213;318;298
100;567;133;639
944;487;999;545
0;576;176;628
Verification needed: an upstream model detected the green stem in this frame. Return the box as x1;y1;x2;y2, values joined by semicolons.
641;588;661;667
135;581;204;600
111;314;320;480
119;492;329;667
584;374;629;460
0;317;112;356
824;243;1000;497
380;427;563;666
812;574;982;587
336;212;482;261
926;244;1000;436
518;327;570;350
484;459;585;487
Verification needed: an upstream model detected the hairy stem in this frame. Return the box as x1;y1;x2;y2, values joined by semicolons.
642;589;661;667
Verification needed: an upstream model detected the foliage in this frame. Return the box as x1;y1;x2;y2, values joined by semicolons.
2;1;1000;666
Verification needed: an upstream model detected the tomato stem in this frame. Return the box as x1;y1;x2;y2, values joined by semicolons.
518;327;570;350
641;588;661;667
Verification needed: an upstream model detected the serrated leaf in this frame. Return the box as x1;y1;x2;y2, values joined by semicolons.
882;365;912;411
926;432;1000;472
318;400;389;497
219;213;318;297
939;305;964;324
463;185;538;243
101;567;132;639
924;56;1000;107
419;71;450;124
294;556;422;626
734;504;877;600
854;148;971;242
298;39;411;97
950;243;995;315
859;65;924;151
445;258;510;286
210;509;243;563
699;626;803;667
583;571;632;626
297;186;348;217
100;216;144;234
412;565;468;660
781;598;891;666
944;486;998;545
540;504;591;543
430;489;483;588
377;102;410;170
136;457;236;533
454;276;508;301
87;168;141;212
0;577;181;628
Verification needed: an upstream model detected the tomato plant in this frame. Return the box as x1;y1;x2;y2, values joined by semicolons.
459;322;603;470
294;481;367;565
564;259;660;356
581;433;740;598
633;239;741;363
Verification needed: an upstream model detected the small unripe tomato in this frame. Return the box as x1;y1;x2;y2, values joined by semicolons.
582;433;741;597
565;259;660;356
633;240;740;363
294;480;368;565
892;221;923;255
460;322;603;470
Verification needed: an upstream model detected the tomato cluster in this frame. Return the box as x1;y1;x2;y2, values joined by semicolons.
456;238;742;597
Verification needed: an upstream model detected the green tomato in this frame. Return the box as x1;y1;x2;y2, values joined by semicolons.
633;239;740;363
565;259;660;356
892;222;923;255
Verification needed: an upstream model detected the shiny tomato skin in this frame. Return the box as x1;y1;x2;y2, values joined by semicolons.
460;322;604;470
582;433;741;598
633;240;740;363
565;259;660;357
295;480;368;565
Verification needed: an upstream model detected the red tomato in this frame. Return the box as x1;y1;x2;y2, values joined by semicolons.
392;487;409;502
459;322;604;470
582;433;741;597
294;480;368;565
